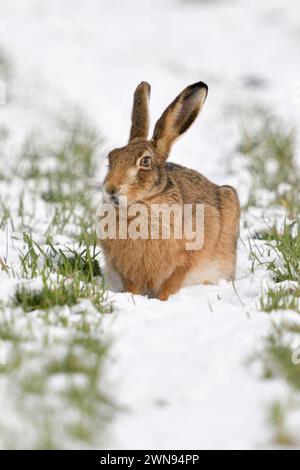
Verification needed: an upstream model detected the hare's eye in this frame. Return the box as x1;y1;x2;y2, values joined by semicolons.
139;156;151;169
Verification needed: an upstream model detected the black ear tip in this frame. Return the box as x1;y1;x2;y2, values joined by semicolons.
183;82;208;102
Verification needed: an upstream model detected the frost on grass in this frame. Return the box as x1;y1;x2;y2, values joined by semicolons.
0;96;113;448
0;303;112;449
238;106;299;215
0;46;13;81
238;107;300;446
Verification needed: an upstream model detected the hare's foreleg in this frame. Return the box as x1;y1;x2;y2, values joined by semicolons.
157;265;189;301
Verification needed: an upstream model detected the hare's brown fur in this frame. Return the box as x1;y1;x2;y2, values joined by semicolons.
97;82;240;300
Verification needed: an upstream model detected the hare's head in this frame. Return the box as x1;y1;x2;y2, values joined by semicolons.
103;81;208;205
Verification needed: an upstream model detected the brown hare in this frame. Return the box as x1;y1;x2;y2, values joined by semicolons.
97;81;240;300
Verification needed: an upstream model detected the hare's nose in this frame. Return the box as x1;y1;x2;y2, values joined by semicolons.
106;184;120;195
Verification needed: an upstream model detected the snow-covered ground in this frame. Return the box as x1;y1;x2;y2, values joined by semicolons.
1;0;300;449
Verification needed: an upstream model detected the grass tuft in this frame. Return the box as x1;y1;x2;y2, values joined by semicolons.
14;273;108;314
268;401;298;447
0;97;111;448
238;107;300;214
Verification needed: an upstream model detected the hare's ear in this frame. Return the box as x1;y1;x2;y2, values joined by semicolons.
152;82;208;163
129;81;151;142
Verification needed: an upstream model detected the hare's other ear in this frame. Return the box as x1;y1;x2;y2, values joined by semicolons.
152;82;208;163
129;81;151;142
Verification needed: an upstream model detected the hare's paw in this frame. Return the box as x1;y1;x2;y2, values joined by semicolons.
157;266;188;301
157;289;171;302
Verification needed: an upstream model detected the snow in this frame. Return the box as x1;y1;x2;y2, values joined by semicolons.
1;0;300;449
102;292;271;449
